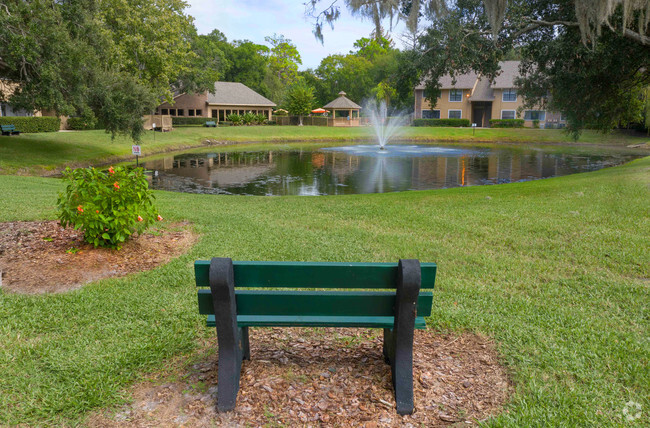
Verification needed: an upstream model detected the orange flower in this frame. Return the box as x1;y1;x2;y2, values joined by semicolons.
157;214;163;221
113;182;120;189
108;166;115;174
77;205;84;213
137;215;143;222
95;210;99;213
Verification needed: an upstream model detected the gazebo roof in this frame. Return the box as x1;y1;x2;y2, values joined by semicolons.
323;91;362;109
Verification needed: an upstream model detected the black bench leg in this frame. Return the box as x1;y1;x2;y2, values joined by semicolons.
383;328;394;364
241;326;250;360
210;257;245;412
391;259;421;415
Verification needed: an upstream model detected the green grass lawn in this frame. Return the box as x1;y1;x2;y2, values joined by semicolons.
0;154;648;426
1;126;647;174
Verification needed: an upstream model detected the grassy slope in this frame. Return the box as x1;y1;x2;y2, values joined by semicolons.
0;157;648;425
1;126;647;174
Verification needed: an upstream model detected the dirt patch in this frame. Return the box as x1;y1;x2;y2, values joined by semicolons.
88;328;511;427
0;220;197;294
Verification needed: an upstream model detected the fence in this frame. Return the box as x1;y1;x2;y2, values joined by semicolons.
273;116;372;126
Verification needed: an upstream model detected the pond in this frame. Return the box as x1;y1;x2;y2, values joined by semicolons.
140;143;644;196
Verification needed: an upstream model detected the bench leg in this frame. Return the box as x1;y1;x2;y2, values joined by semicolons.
383;328;394;364
391;259;421;415
210;257;245;412
241;326;250;361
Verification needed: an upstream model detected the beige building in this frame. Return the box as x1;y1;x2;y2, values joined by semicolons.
156;82;276;123
414;61;565;128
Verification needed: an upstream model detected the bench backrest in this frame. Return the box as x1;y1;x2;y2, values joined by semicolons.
1;125;15;131
195;261;436;318
205;121;216;125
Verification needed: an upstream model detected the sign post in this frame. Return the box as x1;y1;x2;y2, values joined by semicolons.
132;145;141;167
152;122;156;143
472;123;477;136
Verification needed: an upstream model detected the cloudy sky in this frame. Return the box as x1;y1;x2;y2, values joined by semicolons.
186;0;407;70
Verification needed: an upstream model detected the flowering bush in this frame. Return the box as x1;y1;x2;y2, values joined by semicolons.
57;166;160;249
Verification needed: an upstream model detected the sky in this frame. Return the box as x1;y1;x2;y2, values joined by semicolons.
186;0;407;70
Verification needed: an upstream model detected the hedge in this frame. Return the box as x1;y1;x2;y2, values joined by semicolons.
412;118;471;127
489;119;525;128
0;116;60;133
172;117;215;126
67;117;103;130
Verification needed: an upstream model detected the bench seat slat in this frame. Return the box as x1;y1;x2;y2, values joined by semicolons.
205;314;428;329
198;290;433;318
194;260;437;289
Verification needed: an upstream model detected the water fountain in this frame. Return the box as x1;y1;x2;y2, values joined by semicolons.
366;100;410;150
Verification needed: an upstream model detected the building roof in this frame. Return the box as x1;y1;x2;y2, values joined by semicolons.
207;82;276;106
323;91;362;109
491;61;521;88
468;77;495;101
415;61;522;91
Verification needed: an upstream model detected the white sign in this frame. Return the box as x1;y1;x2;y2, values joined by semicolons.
152;122;156;129
472;123;478;127
132;145;141;156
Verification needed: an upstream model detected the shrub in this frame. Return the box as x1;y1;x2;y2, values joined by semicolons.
489;119;525;128
532;119;540;128
242;112;256;125
256;113;267;124
67;117;103;130
227;113;242;125
412;118;471;127
57;166;160;249
0;116;60;133
172;117;213;126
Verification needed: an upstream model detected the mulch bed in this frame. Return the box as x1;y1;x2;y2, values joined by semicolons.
0;220;196;294
88;328;511;427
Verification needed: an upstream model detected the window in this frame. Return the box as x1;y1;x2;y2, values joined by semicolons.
448;110;462;119
501;110;516;120
169;108;176;116
188;109;195;117
449;89;463;102
502;89;517;102
177;109;184;116
560;113;567;121
196;109;202;116
524;110;546;121
422;110;440;119
161;108;168;115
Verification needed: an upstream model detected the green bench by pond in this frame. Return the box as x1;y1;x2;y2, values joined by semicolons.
1;124;20;136
204;121;217;127
195;258;436;415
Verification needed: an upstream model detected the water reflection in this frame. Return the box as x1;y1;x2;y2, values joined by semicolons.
142;145;642;196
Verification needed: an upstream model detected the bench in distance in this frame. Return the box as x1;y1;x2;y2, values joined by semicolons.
1;124;20;136
195;258;437;415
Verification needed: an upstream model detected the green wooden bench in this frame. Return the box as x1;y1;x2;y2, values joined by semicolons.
1;124;20;136
195;258;436;415
204;121;217;127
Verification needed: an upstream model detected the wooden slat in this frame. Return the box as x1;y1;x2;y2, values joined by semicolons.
198;290;433;317
194;260;436;289
205;315;428;329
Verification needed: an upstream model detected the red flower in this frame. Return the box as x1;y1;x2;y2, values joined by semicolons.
113;182;120;189
77;205;84;213
157;215;163;221
95;210;99;213
137;215;143;222
108;166;115;174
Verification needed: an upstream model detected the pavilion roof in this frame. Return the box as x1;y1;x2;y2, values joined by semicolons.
323;91;362;109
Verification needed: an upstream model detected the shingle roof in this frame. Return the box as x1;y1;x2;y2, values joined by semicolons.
207;82;276;106
468;77;494;101
323;91;362;109
415;61;523;91
491;61;521;88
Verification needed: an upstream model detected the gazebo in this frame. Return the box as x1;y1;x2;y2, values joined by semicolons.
323;91;362;126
